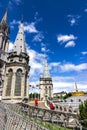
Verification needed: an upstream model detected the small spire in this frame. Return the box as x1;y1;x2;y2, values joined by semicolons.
1;9;8;24
75;82;78;92
12;21;27;54
43;60;50;78
21;15;23;23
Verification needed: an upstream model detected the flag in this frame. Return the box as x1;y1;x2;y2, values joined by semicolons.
39;87;42;90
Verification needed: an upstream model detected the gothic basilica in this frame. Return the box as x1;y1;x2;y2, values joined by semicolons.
0;10;53;102
0;10;30;102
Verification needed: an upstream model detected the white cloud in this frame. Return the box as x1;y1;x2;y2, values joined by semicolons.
53;81;74;92
10;20;20;25
10;20;20;29
70;18;76;26
60;63;87;72
57;34;77;43
33;33;44;42
24;22;38;33
8;41;14;52
10;20;38;33
53;81;87;93
50;62;60;67
49;62;87;73
27;48;45;80
41;47;46;52
65;41;76;48
52;76;75;82
81;51;87;55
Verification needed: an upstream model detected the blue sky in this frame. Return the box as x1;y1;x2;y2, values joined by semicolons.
0;0;87;93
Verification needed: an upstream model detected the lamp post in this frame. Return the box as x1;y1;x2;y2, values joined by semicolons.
36;83;41;100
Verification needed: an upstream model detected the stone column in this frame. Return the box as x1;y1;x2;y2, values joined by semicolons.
21;73;25;98
2;73;8;98
11;69;16;99
26;74;29;98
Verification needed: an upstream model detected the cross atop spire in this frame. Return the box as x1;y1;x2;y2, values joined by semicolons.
43;60;50;78
21;15;23;23
12;21;27;54
1;9;8;24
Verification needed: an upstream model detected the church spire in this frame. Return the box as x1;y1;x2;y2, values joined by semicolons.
43;60;50;78
1;9;8;24
12;22;27;54
75;82;78;92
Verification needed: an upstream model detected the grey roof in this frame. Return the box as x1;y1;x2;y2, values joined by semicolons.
60;96;87;110
12;22;27;55
43;60;50;78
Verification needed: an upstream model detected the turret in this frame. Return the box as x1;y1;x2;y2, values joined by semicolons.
39;60;53;100
2;21;30;102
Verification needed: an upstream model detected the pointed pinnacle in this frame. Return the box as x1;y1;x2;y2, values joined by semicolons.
1;9;8;24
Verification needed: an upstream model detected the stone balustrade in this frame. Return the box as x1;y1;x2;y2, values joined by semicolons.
0;102;48;130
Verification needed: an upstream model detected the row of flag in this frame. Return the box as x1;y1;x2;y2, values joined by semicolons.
29;85;42;90
29;85;41;94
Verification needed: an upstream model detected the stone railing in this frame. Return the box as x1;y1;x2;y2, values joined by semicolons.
0;101;82;129
0;102;48;130
20;102;81;129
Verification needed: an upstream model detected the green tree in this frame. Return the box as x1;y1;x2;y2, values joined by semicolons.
63;92;72;99
79;100;87;127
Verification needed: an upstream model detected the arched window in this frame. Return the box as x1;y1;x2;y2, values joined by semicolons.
6;69;13;96
15;69;22;96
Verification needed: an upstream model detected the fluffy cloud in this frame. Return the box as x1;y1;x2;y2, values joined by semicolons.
57;34;77;48
10;20;38;33
81;51;87;55
24;22;38;33
65;41;75;48
49;62;87;73
57;34;76;43
10;20;20;25
53;81;87;93
26;48;45;81
60;63;87;72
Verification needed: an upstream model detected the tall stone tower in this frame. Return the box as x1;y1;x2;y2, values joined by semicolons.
2;21;30;102
39;60;53;100
0;10;10;99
